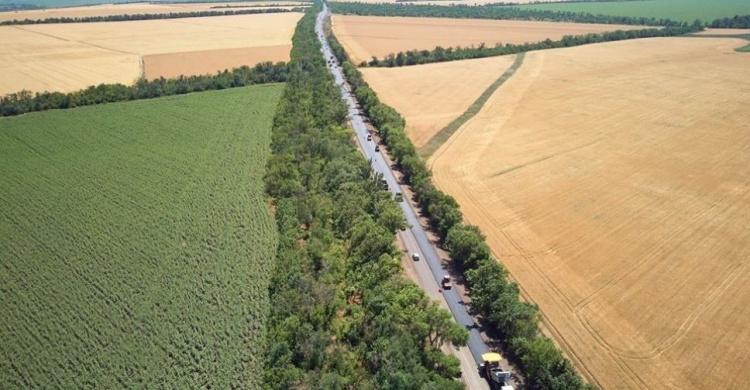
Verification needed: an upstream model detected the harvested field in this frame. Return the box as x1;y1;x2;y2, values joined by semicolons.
0;12;301;94
361;55;516;148
695;28;750;36
430;37;750;390
144;46;290;79
331;15;643;64
0;2;307;22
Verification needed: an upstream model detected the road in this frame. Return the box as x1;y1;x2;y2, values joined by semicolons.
315;6;494;390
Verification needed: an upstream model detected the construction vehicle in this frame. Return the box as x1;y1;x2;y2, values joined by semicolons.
479;353;514;390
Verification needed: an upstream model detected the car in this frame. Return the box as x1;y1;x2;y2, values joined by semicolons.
441;275;452;290
412;253;420;261
374;145;380;152
366;134;372;141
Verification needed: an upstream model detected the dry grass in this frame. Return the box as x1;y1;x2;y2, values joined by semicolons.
0;2;306;22
361;55;516;148
429;37;750;390
0;12;302;94
332;15;643;65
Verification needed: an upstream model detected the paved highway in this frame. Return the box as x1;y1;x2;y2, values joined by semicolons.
315;6;497;389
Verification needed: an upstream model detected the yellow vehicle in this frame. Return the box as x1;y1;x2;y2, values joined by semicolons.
479;353;513;390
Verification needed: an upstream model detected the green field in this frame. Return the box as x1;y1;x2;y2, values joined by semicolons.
515;0;750;23
0;85;282;388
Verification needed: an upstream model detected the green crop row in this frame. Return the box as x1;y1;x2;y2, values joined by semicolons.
0;85;282;388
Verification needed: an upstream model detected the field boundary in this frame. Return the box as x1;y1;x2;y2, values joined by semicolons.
686;32;750;51
419;53;525;159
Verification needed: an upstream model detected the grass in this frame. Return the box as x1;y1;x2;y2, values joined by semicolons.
0;84;282;388
420;53;525;159
512;0;750;23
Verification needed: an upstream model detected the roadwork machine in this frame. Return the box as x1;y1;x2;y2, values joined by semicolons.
479;352;514;390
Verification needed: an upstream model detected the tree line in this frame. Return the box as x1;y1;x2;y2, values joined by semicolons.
0;7;304;25
709;15;750;28
363;22;704;67
329;31;597;390
263;4;468;388
0;62;289;117
328;2;686;27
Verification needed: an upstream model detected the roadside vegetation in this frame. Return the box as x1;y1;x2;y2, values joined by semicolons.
0;7;305;25
262;4;469;388
0;85;282;388
0;62;288;117
329;31;596;390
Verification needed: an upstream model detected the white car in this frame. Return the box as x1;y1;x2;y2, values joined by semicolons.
412;253;420;261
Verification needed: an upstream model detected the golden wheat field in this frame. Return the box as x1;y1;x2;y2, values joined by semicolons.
429;37;750;389
361;55;516;148
0;12;301;95
0;2;307;22
331;15;642;64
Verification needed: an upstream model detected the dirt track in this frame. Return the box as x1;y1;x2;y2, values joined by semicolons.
430;37;750;389
361;55;516;148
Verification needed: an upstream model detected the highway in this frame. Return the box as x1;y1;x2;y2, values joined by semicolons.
315;6;495;389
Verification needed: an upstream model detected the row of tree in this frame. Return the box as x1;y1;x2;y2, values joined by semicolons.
329;30;596;390
709;15;750;28
263;4;469;389
364;22;704;67
0;7;304;25
328;2;687;27
0;62;289;117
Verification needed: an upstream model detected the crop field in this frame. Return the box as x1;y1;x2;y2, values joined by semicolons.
328;0;567;5
0;2;307;22
331;15;642;65
516;0;750;23
429;37;750;389
361;55;516;148
0;12;301;95
0;84;283;388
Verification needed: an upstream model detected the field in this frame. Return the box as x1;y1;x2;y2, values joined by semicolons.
0;12;301;95
429;37;750;389
0;84;282;388
0;2;307;22
331;15;642;64
328;0;568;4
516;0;750;23
361;55;516;148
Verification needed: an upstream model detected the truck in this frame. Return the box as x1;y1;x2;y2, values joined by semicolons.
479;353;514;390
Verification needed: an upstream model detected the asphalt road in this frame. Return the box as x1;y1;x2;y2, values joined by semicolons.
315;6;497;389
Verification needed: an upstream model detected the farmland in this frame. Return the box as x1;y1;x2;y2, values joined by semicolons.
429;37;750;389
361;55;516;148
331;14;642;65
516;0;750;23
0;12;301;95
0;84;282;388
0;2;307;22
